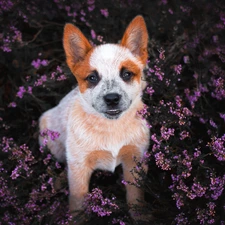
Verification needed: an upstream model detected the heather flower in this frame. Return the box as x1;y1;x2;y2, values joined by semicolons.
34;74;47;86
219;113;225;121
31;59;49;69
40;129;60;146
146;86;154;96
91;29;96;39
179;130;189;140
183;55;190;64
100;9;109;17
8;102;17;108
0;0;14;14
196;202;216;225
84;188;119;217
210;134;225;161
112;218;126;225
154;151;171;170
160;126;175;140
173;64;182;75
209;175;225;200
137;104;149;119
16;86;26;98
175;213;189;225
16;86;33;98
172;192;184;209
149;64;164;80
158;48;165;60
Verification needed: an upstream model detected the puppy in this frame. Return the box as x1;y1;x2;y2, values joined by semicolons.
39;15;149;217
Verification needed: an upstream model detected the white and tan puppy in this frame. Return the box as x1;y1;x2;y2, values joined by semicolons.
39;15;149;217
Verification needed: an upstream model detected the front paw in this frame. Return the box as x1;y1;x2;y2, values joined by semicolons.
68;210;88;225
129;204;154;223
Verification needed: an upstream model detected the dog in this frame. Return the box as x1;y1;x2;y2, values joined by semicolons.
39;15;150;219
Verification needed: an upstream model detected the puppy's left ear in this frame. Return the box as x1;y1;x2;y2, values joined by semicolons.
121;16;148;65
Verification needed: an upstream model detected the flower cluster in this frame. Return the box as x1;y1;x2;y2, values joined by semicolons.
84;188;119;217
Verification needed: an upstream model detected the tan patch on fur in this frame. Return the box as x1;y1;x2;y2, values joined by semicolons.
85;150;113;170
120;59;142;83
71;50;95;93
63;23;94;93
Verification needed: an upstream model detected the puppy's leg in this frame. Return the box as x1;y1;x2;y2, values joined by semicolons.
119;145;146;205
67;161;92;213
119;145;149;220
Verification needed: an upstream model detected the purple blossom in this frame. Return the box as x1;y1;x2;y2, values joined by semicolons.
173;64;182;75
154;151;171;170
0;0;14;14
16;86;33;99
84;188;119;217
8;102;17;108
31;59;49;69
160;126;175;140
40;129;60;146
146;86;155;96
175;213;189;225
34;75;47;86
137;104;149;119
100;9;109;17
209;175;225;200
91;29;96;39
16;86;26;98
183;55;190;64
150;64;164;80
220;113;225;122
210;134;225;161
159;48;165;60
179;130;189;140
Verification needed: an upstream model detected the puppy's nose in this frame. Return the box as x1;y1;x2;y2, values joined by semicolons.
104;93;121;106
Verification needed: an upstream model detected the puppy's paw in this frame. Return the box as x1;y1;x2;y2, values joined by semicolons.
69;210;89;225
129;206;154;223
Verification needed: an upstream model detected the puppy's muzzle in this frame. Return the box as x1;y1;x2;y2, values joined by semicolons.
104;93;122;116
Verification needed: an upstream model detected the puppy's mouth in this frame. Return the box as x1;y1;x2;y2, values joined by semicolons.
105;109;122;116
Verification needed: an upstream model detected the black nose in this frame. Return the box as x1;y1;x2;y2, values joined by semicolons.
104;93;121;106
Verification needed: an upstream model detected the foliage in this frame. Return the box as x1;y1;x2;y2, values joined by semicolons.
1;0;225;224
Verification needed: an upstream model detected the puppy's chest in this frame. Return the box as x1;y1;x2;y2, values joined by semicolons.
86;150;120;172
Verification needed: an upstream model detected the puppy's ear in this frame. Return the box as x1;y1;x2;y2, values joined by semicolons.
121;16;148;64
63;24;92;71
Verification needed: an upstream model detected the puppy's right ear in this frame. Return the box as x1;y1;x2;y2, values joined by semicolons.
63;24;92;71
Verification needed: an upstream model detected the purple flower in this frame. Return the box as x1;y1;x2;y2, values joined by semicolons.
16;86;26;98
210;135;225;161
39;129;60;146
34;75;47;86
154;151;171;170
146;86;155;96
8;102;17;108
173;64;182;75
84;188;119;217
100;9;109;17
31;59;49;69
91;29;96;39
183;55;190;64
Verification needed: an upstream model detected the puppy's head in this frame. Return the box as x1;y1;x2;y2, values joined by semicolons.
63;16;148;119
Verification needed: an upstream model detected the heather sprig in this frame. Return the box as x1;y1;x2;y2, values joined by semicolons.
84;188;119;217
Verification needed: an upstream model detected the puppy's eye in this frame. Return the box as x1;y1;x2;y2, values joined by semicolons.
120;68;134;81
86;71;99;85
